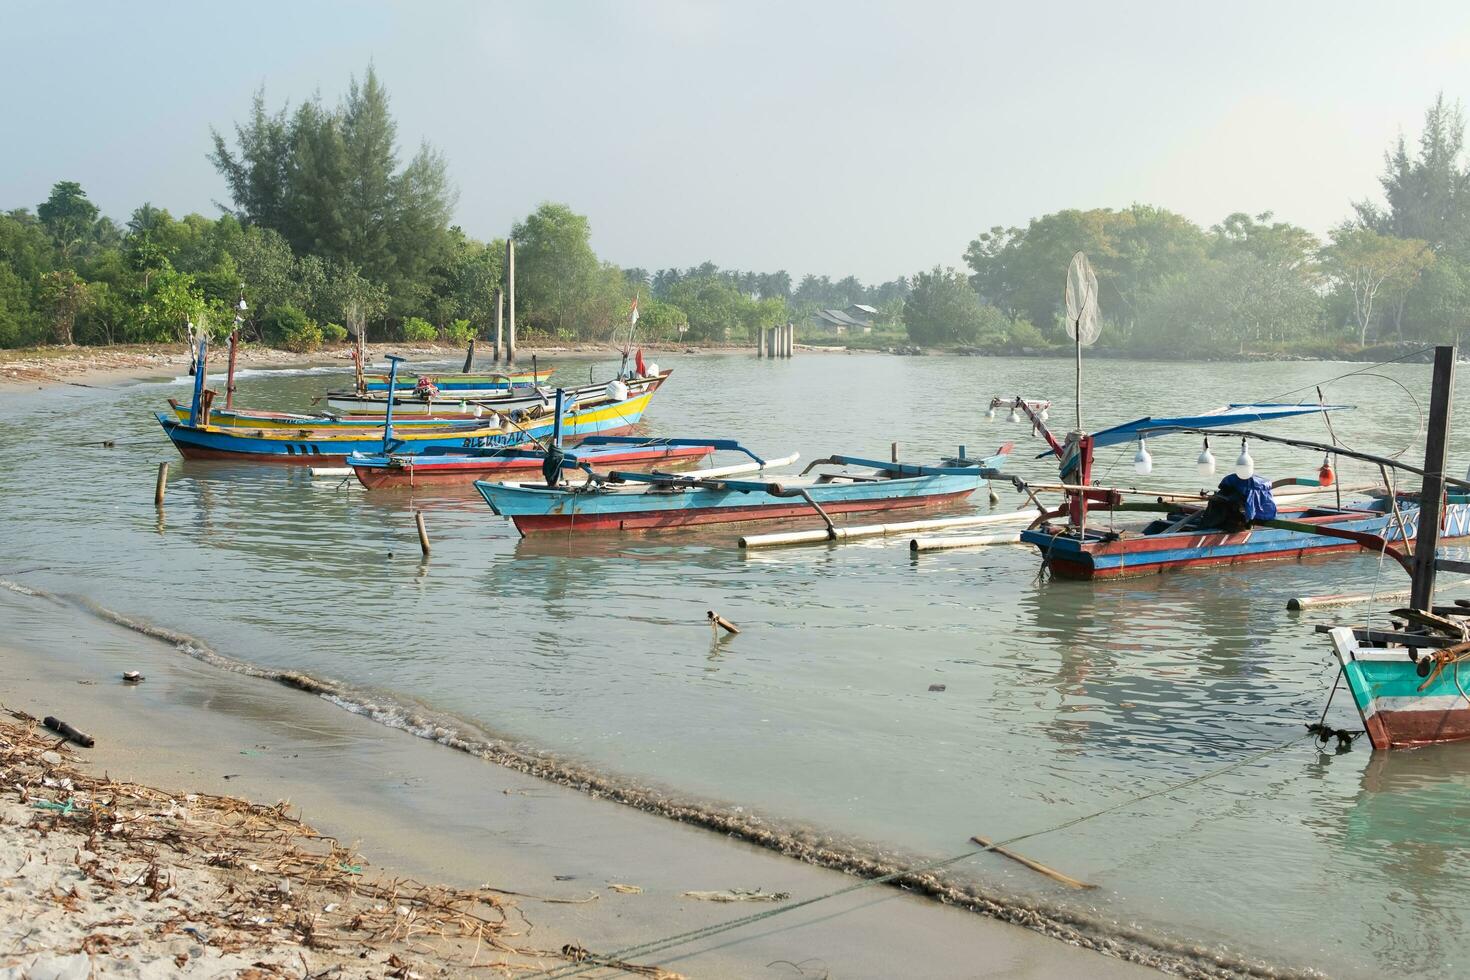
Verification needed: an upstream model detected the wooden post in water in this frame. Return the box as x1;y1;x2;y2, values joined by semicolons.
787;323;795;357
505;240;516;366
415;510;431;557
462;339;475;373
891;441;899;463
757;324;765;358
1410;344;1457;610
493;289;503;363
154;462;168;507
225;329;239;410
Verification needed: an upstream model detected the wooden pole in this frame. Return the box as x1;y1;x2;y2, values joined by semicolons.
225;329;239;409
505;240;516;366
493;289;503;363
739;509;1041;550
891;441;899;463
415;510;431;557
462;338;475;373
1411;344;1457;610
757;324;765;358
154;462;168;507
707;610;740;635
970;835;1096;890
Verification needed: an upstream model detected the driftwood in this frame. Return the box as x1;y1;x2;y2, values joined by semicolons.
42;716;94;747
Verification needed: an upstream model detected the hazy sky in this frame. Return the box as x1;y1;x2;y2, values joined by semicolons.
7;1;1470;282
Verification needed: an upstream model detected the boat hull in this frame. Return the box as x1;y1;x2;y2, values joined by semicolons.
1330;627;1470;749
158;386;661;463
476;473;983;534
350;443;713;489
1023;502;1470;579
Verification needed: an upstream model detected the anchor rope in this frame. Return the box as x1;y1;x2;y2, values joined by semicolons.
529;732;1314;979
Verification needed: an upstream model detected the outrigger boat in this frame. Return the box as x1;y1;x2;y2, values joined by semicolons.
320;371;666;418
474;438;1014;535
166;372;671;429
348;438;713;490
1313;345;1470;750
156;348;662;463
1004;400;1470;579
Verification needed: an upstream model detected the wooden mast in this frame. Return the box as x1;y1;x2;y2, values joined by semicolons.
1410;344;1457;611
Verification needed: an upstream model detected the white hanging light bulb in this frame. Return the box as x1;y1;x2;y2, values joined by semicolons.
1040;405;1049;421
1235;438;1255;479
1196;438;1216;477
1008;404;1021;423
986;404;996;421
1133;438;1153;476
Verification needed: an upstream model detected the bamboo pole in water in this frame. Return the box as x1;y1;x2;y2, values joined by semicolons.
707;610;740;635
909;531;1022;553
154;462;168;507
415;511;431;557
739;509;1041;550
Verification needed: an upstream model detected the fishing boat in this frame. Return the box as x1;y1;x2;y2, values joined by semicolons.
474;440;1014;535
320;371;667;418
167;372;671;428
156;349;664;463
1026;493;1470;579
358;365;547;394
1308;345;1470;751
348;439;714;490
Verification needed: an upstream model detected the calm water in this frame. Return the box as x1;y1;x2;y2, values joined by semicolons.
3;351;1469;977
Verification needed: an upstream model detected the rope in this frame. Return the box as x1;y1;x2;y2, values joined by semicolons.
1252;346;1436;404
529;732;1313;979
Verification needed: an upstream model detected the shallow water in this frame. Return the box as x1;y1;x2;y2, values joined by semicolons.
3;351;1469;977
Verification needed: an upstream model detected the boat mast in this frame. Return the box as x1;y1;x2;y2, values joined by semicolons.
1410;344;1456;610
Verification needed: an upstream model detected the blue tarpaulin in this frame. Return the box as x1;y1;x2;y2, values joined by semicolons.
1217;473;1277;521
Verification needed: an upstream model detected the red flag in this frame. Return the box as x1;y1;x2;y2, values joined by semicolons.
635;347;647;377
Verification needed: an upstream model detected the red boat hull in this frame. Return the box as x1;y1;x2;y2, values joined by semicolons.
1365;706;1470;750
511;488;975;534
352;445;713;490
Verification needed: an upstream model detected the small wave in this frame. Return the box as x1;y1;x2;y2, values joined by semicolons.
6;579;1316;980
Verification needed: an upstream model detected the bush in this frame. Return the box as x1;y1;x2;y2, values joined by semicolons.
322;322;348;343
262;305;324;353
401;317;436;342
442;318;475;344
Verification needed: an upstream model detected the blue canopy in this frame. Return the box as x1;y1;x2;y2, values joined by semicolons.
1039;403;1353;457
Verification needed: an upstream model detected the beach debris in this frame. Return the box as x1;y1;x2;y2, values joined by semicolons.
0;713;676;977
681;888;790;903
969;834;1097;890
707;610;741;635
122;670;144;683
42;716;94;747
560;943;686;979
928;683;947;692
607;882;643;894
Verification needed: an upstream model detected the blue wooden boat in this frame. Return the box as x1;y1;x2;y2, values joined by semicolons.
474;440;1013;535
156;350;662;463
1329;624;1470;749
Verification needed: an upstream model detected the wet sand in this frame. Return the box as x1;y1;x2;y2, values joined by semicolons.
1;596;1158;979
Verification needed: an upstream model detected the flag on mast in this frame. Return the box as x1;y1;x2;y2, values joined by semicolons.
630;296;639;326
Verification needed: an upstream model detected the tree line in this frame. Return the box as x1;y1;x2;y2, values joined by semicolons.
4;70;1466;356
0;66;902;352
904;95;1469;355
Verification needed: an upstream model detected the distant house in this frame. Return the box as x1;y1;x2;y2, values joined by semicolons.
810;304;876;335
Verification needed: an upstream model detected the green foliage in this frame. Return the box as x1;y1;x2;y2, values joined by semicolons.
442;318;475;344
664;275;785;341
903;267;987;345
322;321;348;343
261;305;322;352
634;299;689;339
401;316;436;342
512;203;625;339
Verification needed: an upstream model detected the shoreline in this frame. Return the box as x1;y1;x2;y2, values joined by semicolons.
0;584;1169;980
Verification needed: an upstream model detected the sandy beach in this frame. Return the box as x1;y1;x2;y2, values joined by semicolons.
0;574;1172;980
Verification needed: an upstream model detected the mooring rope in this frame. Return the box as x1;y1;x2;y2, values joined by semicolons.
530;731;1314;979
